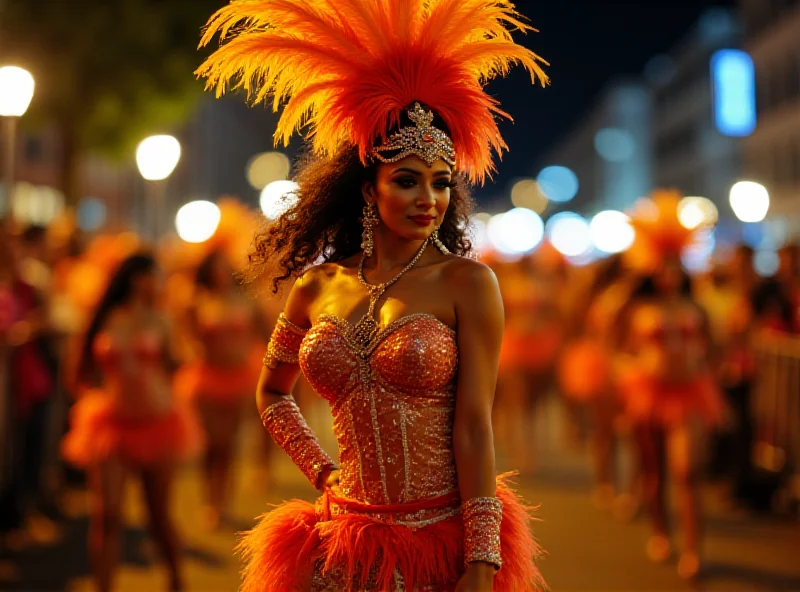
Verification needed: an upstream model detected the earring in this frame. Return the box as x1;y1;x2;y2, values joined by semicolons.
361;203;379;257
431;227;450;254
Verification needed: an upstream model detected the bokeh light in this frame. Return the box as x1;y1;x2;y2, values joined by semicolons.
594;128;636;162
260;180;300;220
754;249;779;277
677;196;718;229
175;200;220;243
468;215;490;252
682;229;716;273
136;135;181;181
10;183;64;225
546;212;592;257
77;197;107;232
247;151;291;190
510;179;549;214
730;181;769;223
589;210;635;254
536;166;579;203
487;208;544;255
0;66;35;116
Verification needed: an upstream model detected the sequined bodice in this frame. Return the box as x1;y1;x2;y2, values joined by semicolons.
299;313;459;505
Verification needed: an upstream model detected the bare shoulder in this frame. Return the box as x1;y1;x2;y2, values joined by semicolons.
284;261;346;325
441;256;500;295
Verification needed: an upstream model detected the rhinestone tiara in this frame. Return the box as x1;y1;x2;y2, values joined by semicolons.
371;103;456;167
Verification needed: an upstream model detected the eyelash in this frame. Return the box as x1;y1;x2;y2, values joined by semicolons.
395;178;455;190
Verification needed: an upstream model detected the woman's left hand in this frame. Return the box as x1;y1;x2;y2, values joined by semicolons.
454;563;495;592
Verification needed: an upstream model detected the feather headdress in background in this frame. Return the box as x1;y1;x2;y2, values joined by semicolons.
625;189;710;273
196;0;548;184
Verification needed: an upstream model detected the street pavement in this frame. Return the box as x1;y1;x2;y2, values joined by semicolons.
3;399;800;592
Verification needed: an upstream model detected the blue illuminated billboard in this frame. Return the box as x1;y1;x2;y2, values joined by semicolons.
711;49;756;137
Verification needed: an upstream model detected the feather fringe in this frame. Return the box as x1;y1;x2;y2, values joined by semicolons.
236;474;544;591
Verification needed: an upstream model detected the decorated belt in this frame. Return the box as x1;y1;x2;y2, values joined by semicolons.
318;489;461;527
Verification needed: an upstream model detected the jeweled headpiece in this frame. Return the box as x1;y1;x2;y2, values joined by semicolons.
372;103;455;167
196;0;548;184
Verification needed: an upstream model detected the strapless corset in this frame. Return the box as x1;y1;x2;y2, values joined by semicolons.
299;314;459;506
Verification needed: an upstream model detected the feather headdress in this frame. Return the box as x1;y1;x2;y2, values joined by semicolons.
196;0;548;184
625;189;710;272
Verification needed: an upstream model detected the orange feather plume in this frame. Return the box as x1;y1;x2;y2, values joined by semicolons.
196;0;548;184
625;189;708;272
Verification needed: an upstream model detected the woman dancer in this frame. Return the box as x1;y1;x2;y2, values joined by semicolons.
178;249;266;529
616;193;724;580
197;0;548;589
496;253;565;472
559;256;639;514
62;254;203;592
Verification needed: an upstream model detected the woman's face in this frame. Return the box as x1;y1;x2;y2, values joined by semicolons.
365;156;452;243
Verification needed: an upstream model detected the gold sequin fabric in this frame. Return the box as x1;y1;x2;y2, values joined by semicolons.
260;397;335;487
298;313;459;511
263;314;307;368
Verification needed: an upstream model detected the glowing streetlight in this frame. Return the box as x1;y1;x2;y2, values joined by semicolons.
136;135;181;239
260;180;299;220
589;210;635;254
546;212;592;257
487;208;544;255
0;66;35;117
136;135;181;181
730;181;769;223
0;65;35;215
175;201;221;243
677;196;718;229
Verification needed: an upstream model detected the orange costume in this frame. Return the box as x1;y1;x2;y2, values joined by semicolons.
174;297;264;405
197;0;548;589
615;191;725;428
240;315;542;591
62;329;204;468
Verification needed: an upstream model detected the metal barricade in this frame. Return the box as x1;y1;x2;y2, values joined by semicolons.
752;334;800;513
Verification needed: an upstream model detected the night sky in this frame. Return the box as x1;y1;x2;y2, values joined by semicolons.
479;0;737;203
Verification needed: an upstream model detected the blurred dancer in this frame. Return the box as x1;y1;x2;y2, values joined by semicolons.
61;254;203;592
197;0;548;589
176;249;266;529
616;193;724;580
496;251;565;472
559;256;638;515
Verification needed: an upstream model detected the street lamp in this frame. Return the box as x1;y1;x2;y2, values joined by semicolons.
136;134;181;241
730;181;770;223
0;66;35;216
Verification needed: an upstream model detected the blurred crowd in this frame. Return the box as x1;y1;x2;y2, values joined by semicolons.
1;193;799;586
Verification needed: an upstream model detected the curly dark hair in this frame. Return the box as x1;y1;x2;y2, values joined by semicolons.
246;105;475;293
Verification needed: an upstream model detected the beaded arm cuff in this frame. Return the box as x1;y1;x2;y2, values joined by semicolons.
260;396;336;489
263;313;307;368
461;496;504;571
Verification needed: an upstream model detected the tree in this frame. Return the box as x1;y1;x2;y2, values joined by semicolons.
0;0;223;205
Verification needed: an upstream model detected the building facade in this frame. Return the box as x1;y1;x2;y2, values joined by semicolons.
534;8;747;224
533;79;653;214
740;0;800;230
650;8;744;210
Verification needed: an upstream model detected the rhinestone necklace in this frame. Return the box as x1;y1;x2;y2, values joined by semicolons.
353;237;430;352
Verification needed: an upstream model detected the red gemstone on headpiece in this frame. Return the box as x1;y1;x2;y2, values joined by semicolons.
422;133;434;143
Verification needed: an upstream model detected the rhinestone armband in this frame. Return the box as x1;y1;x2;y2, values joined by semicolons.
461;496;504;571
263;313;307;368
260;396;335;489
